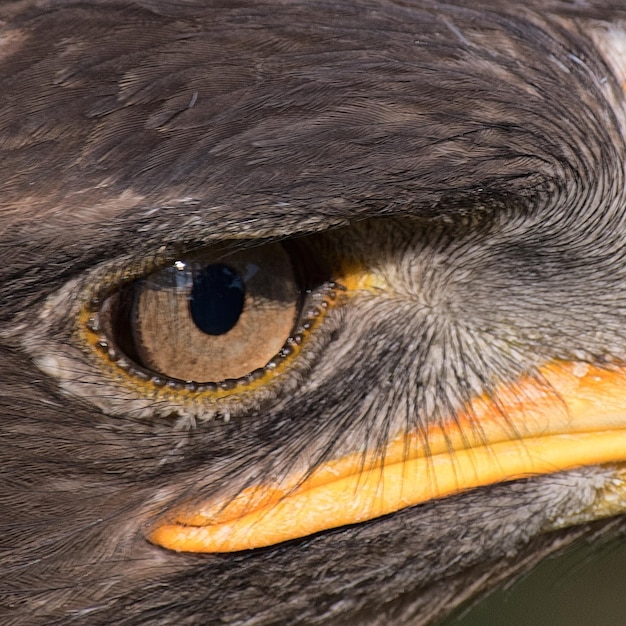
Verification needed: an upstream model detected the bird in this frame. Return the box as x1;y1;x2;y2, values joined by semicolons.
3;0;626;624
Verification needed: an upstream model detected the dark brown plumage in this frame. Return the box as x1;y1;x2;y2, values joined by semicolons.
3;1;626;624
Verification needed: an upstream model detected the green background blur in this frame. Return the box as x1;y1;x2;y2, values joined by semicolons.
442;538;626;626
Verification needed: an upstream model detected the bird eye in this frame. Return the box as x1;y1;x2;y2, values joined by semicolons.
70;238;343;421
116;244;299;383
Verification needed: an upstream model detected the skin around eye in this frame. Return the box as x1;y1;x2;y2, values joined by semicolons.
129;244;299;382
27;233;345;423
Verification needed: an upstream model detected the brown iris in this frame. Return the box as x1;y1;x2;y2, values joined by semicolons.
129;244;298;382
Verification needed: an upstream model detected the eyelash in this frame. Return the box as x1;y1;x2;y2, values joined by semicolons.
70;240;347;423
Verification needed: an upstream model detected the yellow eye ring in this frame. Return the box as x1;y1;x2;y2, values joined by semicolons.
79;283;344;403
74;240;347;418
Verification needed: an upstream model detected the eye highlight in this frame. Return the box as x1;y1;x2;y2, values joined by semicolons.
125;244;299;383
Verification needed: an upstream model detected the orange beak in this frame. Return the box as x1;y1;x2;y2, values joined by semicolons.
149;360;626;553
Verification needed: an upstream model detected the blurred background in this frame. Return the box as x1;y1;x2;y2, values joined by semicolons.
443;537;626;625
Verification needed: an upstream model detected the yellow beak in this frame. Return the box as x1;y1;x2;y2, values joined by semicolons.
149;360;626;553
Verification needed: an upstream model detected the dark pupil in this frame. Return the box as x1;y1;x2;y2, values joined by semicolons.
189;264;245;335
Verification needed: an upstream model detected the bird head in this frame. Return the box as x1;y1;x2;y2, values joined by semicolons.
3;1;626;624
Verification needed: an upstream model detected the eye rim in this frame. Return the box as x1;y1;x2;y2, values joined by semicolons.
75;239;347;420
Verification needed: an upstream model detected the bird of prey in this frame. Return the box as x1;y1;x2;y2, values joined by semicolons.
4;0;626;624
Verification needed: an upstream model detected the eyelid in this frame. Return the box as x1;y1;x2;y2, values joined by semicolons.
81;279;341;402
24;236;349;425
